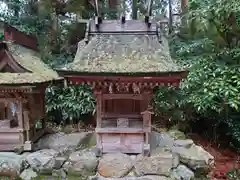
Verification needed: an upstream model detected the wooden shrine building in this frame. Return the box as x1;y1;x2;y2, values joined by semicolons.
58;1;185;155
0;23;62;151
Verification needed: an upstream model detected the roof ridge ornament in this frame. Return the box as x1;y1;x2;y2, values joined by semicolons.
121;13;126;24
145;0;153;27
84;20;90;44
94;0;102;29
119;0;126;24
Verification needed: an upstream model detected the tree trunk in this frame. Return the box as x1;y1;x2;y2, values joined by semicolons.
181;0;188;26
132;0;138;19
168;0;173;33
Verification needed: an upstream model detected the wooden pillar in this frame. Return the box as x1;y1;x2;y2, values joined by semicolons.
23;110;30;141
17;99;23;129
142;91;152;110
40;90;46;129
141;110;153;133
141;109;153;156
3;100;8;119
95;91;103;154
141;90;153;156
95;91;102;128
23;100;31;142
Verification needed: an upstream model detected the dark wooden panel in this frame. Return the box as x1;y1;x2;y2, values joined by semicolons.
104;99;141;115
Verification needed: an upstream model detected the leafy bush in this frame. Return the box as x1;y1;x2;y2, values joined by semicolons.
45;85;96;123
226;113;240;150
152;86;183;125
152;86;195;131
166;0;240;151
227;168;240;180
0;32;4;41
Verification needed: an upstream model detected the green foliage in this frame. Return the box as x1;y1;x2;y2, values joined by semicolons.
0;32;3;41
182;59;240;113
226;113;240;149
153;86;184;123
0;0;48;35
45;85;96;121
152;86;195;131
227;168;240;180
166;0;240;150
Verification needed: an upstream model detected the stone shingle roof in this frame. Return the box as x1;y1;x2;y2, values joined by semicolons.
62;20;182;74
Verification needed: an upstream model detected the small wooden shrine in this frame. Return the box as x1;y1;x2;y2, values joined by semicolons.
0;23;62;151
58;0;185;155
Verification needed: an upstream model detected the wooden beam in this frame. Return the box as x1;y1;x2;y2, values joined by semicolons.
0;87;33;93
102;113;141;119
102;94;143;100
0;128;23;133
67;74;185;83
0;98;20;103
96;127;147;133
0;59;7;70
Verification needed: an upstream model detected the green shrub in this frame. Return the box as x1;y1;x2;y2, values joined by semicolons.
45;85;96;124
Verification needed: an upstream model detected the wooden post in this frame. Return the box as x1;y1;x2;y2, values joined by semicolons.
95;91;102;128
4;101;7;119
141;110;153;133
17;100;23;129
40;90;46;129
23;110;30;141
141;109;153;156
95;91;103;154
143;91;152;108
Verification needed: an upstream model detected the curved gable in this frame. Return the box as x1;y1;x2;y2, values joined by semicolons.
0;48;31;73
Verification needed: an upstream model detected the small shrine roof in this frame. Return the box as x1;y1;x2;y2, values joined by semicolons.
0;41;62;85
60;19;183;74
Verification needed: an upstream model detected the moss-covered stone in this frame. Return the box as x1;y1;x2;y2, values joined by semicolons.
0;176;21;180
168;129;186;140
76;133;96;150
32;175;88;180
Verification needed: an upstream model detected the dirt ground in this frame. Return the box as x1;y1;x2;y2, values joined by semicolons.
190;134;240;180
